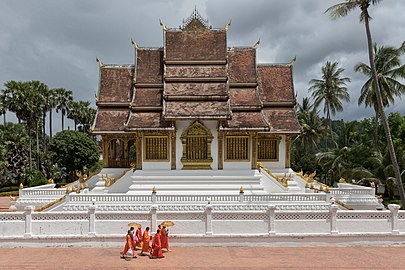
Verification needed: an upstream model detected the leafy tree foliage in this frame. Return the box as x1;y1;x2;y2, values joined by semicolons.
49;130;99;181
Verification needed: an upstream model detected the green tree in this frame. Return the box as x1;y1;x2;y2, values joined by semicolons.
355;44;405;145
54;88;73;131
0;99;5;124
44;88;58;139
326;0;405;207
49;130;99;181
0;123;30;186
308;61;351;145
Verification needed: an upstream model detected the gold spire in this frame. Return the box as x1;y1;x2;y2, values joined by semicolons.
239;186;244;193
252;38;261;49
19;183;24;189
289;56;297;66
152;186;157;193
131;37;139;49
224;19;232;31
159;19;168;31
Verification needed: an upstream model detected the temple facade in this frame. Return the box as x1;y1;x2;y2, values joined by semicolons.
92;11;300;171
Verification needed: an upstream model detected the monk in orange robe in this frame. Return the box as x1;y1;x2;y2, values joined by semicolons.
121;230;136;258
140;227;151;256
135;227;142;250
161;226;169;251
151;229;164;259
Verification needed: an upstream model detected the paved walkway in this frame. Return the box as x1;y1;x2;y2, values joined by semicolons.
0;246;404;269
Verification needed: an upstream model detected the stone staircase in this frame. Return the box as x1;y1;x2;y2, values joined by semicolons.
125;170;268;195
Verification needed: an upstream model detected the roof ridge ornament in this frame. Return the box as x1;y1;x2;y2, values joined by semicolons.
252;38;261;49
159;19;168;31
288;56;297;66
224;19;232;31
181;7;210;30
131;37;139;49
96;57;103;67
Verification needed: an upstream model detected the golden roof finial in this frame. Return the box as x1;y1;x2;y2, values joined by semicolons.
19;183;24;189
159;19;168;31
152;186;157;193
131;37;139;49
288;56;297;66
252;38;261;49
239;186;244;193
224;19;232;31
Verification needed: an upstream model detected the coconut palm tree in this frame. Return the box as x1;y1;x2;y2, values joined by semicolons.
296;98;327;153
44;88;58;139
326;0;405;207
54;88;73;131
0;99;5;124
355;43;405;146
308;61;351;146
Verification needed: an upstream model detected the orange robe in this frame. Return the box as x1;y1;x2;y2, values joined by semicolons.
161;228;169;250
141;231;151;253
123;234;135;256
135;228;142;248
152;233;164;258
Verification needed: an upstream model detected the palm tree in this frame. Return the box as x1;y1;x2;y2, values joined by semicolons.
308;61;351;146
355;44;405;146
326;0;405;207
54;88;73;131
0;99;5;124
296;98;327;153
1;81;28;123
44;88;58;139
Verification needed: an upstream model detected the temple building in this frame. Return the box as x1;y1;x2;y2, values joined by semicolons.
92;10;300;171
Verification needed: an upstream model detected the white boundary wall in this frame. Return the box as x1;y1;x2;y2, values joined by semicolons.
1;204;402;239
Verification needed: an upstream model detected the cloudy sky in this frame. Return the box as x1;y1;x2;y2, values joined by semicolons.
0;0;404;132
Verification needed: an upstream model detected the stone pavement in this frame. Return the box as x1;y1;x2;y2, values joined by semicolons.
1;246;404;269
0;196;12;211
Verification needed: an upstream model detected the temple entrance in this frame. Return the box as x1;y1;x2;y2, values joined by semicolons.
180;121;213;169
106;137;137;168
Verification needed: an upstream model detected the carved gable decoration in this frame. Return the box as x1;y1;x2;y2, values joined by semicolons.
181;121;213;139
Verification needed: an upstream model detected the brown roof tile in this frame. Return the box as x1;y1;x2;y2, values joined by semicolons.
164;82;227;97
165;65;226;78
92;109;129;133
222;111;268;131
262;108;301;134
98;66;133;103
227;48;256;83
136;49;163;84
132;88;162;107
163;101;230;119
165;30;226;61
229;88;261;107
125;112;173;130
257;65;294;104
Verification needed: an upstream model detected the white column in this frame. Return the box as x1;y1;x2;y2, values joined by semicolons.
330;204;339;235
388;204;400;235
88;205;96;236
24;206;35;238
150;205;158;232
205;204;213;236
267;205;276;236
239;192;244;203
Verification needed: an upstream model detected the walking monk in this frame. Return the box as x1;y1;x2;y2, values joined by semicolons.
161;226;170;252
121;230;136;259
140;227;151;256
135;226;142;250
151;229;164;259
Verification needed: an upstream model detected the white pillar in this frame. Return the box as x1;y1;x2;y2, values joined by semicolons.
88;205;96;236
267;205;276;236
388;204;400;235
205;204;213;236
239;192;244;203
24;206;35;238
150;205;158;232
330;204;339;235
152;192;156;204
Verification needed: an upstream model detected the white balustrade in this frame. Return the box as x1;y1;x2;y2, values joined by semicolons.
1;204;403;238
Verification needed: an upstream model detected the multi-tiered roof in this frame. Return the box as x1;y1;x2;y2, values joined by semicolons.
93;10;300;134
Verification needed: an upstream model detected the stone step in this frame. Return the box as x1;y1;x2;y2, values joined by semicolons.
127;184;264;191
130;179;261;185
